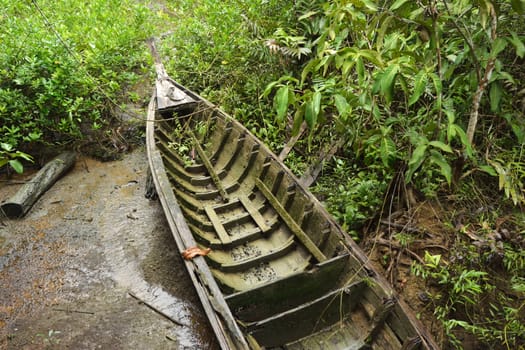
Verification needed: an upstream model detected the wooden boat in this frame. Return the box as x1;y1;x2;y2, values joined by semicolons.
146;59;439;349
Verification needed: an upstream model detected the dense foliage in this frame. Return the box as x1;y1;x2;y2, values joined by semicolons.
267;0;525;205
155;0;295;150
262;0;525;348
0;0;153;171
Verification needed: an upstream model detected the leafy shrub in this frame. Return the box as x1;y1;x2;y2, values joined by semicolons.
0;0;153;167
313;158;390;240
264;0;525;205
157;0;294;140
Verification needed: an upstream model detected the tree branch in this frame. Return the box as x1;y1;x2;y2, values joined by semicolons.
466;3;497;146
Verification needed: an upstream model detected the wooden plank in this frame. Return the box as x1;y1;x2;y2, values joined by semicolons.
226;254;348;321
255;178;326;262
189;129;229;202
204;205;232;244
155;78;197;111
239;195;271;233
299;138;344;187
247;280;365;347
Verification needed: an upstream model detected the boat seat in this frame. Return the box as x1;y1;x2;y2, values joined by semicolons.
245;279;366;347
225;253;353;321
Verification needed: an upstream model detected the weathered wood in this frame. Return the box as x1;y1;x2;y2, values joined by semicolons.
204;205;232;244
238;195;271;233
146;94;250;350
278;122;307;161
189;129;230;202
255;178;327;262
1;151;76;218
247;281;365;347
147;38;196;111
225;254;348;321
299;138;345;187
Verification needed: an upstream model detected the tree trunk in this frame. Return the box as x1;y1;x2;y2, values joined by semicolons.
1;151;76;218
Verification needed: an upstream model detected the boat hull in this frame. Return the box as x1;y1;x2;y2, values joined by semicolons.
146;77;439;350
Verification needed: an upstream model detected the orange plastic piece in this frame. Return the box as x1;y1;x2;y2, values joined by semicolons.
181;246;211;260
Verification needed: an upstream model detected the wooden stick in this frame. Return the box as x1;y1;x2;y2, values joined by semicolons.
299;139;344;187
52;308;95;315
128;292;188;327
278;122;306;161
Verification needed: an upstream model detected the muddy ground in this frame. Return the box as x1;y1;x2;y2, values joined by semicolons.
0;149;218;349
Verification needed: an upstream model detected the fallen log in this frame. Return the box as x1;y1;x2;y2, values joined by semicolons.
1;151;76;218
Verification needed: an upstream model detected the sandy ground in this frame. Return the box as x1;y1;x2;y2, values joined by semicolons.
0;149;217;349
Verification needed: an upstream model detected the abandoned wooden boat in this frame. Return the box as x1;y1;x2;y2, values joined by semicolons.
146;64;439;350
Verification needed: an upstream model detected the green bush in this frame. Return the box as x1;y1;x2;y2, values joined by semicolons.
157;0;294;137
0;0;153;169
264;0;525;205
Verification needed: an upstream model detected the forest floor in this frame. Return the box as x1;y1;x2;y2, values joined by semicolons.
0;149;218;349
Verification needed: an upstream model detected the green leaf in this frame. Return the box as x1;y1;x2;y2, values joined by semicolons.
390;0;410;11
409;70;428;106
511;0;525;14
507;31;525;58
15;151;34;162
405;142;428;182
342;60;355;78
479;1;489;29
378;64;399;103
429;150;452;185
489;81;502;112
334;94;350;117
305;101;316;128
362;0;378;11
380;136;396;166
358;49;383;67
452;125;473;157
479;165;497;176
429;140;453;153
491;37;507;58
1;142;13;152
298;11;319;20
292;107;304;136
301;60;317;86
376;16;394;51
274;86;289;122
424;251;441;268
312;91;322;117
9;159;23;174
262;81;278;98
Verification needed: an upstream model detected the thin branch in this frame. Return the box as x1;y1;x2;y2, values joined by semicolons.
52;308;95;315
466;3;498;146
279;121;307;161
128;292;188;327
442;0;481;82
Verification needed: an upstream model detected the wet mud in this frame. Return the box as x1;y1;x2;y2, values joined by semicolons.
0;149;217;349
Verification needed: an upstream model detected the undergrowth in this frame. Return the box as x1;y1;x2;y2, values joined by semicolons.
156;0;294;150
412;205;525;348
0;0;154;170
